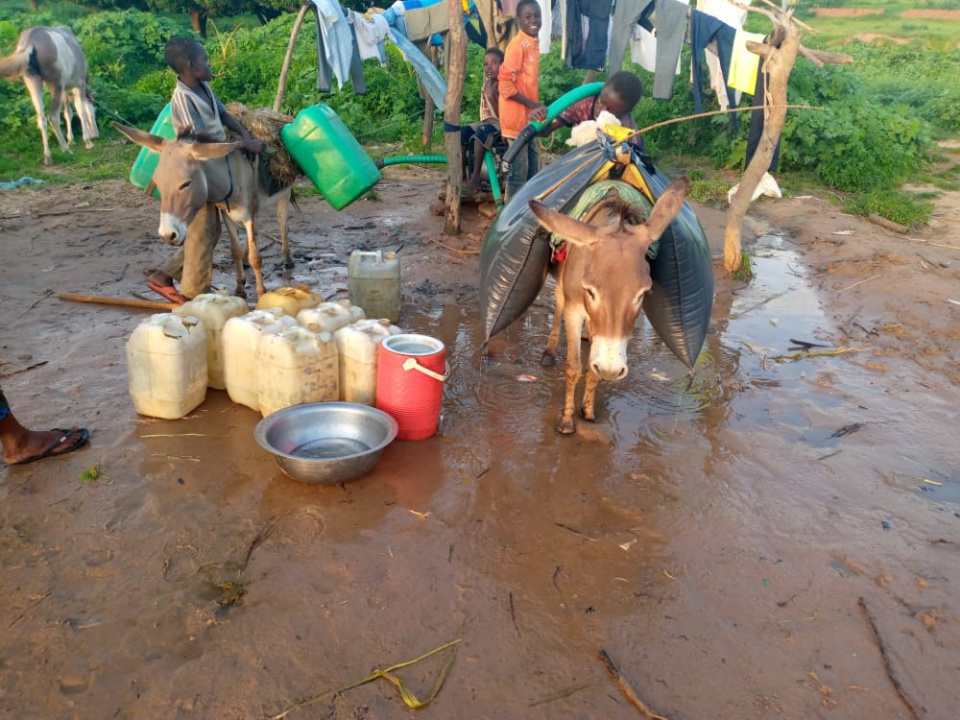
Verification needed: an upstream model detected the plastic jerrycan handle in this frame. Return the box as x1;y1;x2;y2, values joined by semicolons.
356;249;384;264
501;82;605;165
401;357;450;383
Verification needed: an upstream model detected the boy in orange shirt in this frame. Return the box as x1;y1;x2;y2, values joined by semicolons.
498;0;547;200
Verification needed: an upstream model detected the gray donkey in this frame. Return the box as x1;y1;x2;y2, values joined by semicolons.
0;26;99;166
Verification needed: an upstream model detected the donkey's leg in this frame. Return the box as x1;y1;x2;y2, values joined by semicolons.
581;363;599;422
245;220;265;298
277;190;293;268
558;310;585;435
23;75;53;166
223;215;247;299
44;83;72;154
542;277;565;367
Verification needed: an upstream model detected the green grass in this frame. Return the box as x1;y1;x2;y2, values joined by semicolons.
0;129;140;184
787;1;960;52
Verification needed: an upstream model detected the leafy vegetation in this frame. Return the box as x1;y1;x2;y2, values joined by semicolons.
0;0;957;228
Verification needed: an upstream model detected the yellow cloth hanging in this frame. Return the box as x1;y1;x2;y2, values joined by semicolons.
728;29;766;95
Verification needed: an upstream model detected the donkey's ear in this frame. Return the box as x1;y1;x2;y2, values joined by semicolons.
112;121;164;153
188;141;243;160
640;176;690;242
528;200;604;247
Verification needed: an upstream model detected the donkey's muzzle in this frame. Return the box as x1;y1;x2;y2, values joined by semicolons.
158;214;187;247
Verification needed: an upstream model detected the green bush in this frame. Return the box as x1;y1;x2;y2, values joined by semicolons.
74;10;192;86
780;63;929;191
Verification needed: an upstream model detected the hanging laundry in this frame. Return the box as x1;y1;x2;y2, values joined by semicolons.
563;0;615;72
651;0;689;100
697;0;748;112
697;0;750;29
310;0;356;92
404;0;451;41
629;23;657;73
727;28;765;94
538;0;552;54
608;0;655;74
387;28;448;107
689;8;737;131
348;10;392;65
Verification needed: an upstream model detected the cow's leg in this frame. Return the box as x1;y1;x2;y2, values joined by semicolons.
62;90;74;145
44;83;72;155
23;75;53;165
223;215;247;299
581;364;599;422
81;91;99;140
277;190;293;268
71;88;95;148
542;278;565;367
245;219;265;297
558;311;585;435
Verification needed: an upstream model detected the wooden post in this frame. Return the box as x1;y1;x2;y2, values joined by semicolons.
722;8;852;273
274;4;311;112
422;47;438;147
444;0;468;234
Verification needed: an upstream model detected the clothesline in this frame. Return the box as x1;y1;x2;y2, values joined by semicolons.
292;0;768;125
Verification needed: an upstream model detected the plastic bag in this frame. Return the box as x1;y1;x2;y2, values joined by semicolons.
479;141;611;341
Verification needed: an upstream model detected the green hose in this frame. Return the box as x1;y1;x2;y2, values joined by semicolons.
536;81;605;130
376;154;448;169
483;150;503;209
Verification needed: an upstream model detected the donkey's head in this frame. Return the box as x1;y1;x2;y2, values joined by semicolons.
529;176;689;381
114;122;241;246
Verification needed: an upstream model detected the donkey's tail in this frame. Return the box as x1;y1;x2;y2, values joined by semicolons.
0;49;29;81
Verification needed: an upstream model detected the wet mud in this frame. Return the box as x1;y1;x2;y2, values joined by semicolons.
1;167;959;719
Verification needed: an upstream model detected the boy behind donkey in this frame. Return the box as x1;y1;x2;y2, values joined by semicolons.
498;0;547;201
462;47;503;192
147;37;264;304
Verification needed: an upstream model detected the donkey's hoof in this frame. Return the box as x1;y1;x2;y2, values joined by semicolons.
541;351;556;367
556;418;576;435
234;287;248;300
581;408;596;422
283;259;295;270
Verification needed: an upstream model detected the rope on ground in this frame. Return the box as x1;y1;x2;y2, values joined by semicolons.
857;597;923;720
425;236;480;255
598;649;670;720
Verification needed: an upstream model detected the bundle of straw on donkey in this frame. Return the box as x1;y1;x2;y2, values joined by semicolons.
0;26;98;166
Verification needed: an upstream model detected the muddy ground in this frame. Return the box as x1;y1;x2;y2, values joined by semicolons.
1;157;959;719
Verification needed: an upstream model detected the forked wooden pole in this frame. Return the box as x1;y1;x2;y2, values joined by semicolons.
274;3;311;112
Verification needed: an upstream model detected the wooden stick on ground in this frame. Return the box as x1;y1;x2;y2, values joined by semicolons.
59;292;177;311
857;597;923;720
598;649;670;720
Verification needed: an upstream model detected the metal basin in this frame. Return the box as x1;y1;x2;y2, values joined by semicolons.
255;402;398;485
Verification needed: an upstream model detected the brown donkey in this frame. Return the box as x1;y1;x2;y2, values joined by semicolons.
113;122;293;299
528;176;690;434
0;26;98;166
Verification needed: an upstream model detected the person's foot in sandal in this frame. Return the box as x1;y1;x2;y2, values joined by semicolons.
2;427;90;465
146;270;185;304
